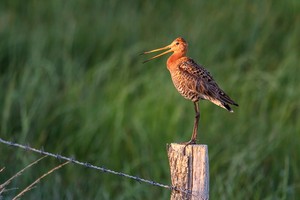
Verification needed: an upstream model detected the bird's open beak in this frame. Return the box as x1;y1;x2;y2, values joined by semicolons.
141;45;173;63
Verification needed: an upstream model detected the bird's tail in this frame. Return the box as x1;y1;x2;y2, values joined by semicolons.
223;103;234;113
207;96;238;112
218;90;238;112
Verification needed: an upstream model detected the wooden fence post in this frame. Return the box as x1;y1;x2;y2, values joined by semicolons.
167;143;209;200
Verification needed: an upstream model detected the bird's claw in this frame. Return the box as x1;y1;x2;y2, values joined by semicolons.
181;139;197;147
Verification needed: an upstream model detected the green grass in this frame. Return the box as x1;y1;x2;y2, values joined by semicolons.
1;0;300;199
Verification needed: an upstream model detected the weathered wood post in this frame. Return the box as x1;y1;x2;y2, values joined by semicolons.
167;144;209;200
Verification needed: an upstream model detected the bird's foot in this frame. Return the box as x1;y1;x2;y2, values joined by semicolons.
180;139;197;147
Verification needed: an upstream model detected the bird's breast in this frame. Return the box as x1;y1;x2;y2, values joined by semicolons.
168;68;201;102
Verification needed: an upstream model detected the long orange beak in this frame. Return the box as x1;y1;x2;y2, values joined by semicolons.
141;45;173;63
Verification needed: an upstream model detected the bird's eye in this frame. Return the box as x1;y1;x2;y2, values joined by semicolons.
176;42;179;45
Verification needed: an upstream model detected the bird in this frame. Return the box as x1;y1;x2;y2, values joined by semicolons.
141;37;238;145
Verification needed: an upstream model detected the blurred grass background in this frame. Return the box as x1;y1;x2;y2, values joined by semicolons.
0;0;299;199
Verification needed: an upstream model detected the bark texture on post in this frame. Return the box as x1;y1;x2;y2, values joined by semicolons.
167;144;209;200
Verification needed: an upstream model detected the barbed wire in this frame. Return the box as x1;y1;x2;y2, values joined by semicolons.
0;137;192;197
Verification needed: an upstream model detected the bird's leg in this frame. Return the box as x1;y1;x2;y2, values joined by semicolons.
182;102;200;145
190;101;200;143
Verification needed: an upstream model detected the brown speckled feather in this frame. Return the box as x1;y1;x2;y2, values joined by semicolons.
170;58;238;112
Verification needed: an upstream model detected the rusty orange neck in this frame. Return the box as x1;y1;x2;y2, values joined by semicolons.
167;52;185;70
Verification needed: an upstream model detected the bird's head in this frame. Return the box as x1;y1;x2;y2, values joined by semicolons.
142;37;188;63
